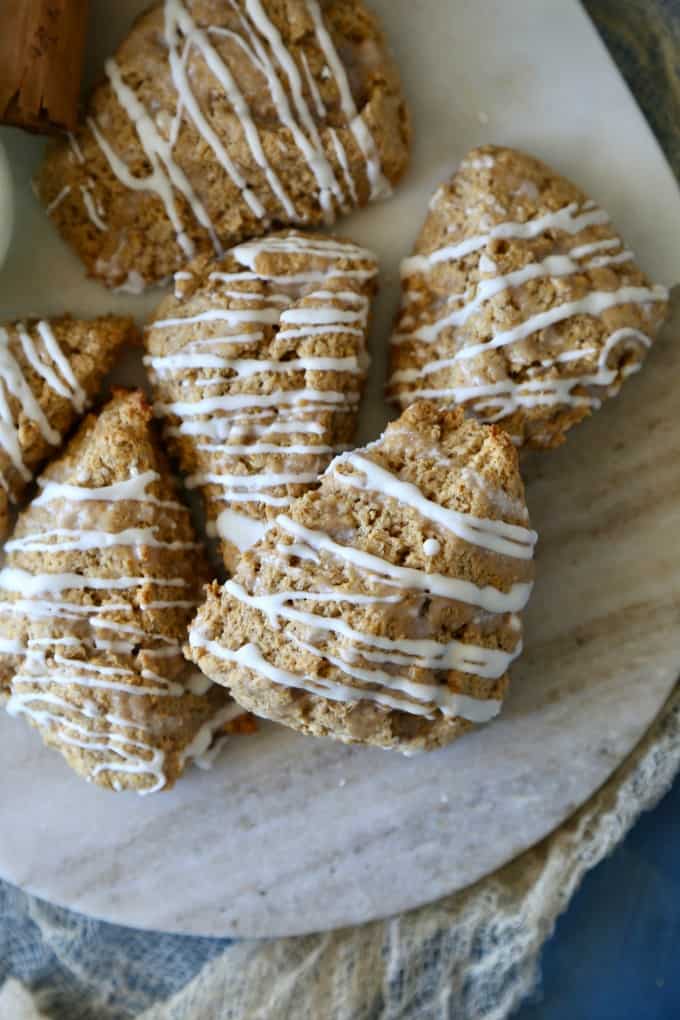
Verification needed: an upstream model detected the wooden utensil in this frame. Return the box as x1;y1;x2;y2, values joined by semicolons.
0;0;89;134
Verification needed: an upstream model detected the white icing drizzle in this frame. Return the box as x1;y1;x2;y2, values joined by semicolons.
78;0;387;266
149;307;283;330
0;637;23;654
300;50;326;119
155;387;356;417
5;527;198;555
80;184;107;231
173;417;326;440
0;468;225;794
462;154;496;171
139;599;200;611
34;470;184;510
149;232;376;549
225;580;519;679
219;290;291;304
186;470;321;506
399;328;653;422
209;507;268;548
190;432;533;728
569;238;618;258
0;566;188;597
46;185;71;215
90;59;218;258
180;700;246;769
332;452;537;559
587;250;634;269
232;0;345;218
14;321;86;416
232;233;375;266
113;271;149;295
67;132;85;163
196;440;338;455
36;322;88;412
455;285;666;363
391;194;669;426
166;0;288;218
394;252;627;346
305;0;390;200
188;469;320;488
329;127;359;207
459;468;530;522
0;323;86;488
181;332;266;350
274;516;532;612
191;634;502;724
147;353;362;378
400;202;611;276
7;692;169;794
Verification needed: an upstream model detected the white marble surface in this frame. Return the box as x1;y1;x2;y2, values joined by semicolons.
0;0;679;938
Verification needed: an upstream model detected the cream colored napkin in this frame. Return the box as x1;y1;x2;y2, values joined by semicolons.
137;684;680;1020
0;980;49;1020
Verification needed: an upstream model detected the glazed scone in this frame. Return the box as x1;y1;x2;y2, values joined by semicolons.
0;315;135;540
36;0;410;292
388;146;669;449
0;389;250;793
146;231;378;571
188;402;536;753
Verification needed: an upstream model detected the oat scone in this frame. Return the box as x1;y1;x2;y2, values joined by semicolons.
188;402;536;753
0;389;250;793
146;231;378;570
36;0;410;293
0;315;135;541
388;146;669;449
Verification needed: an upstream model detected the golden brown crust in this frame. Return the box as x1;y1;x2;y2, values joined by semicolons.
36;0;410;291
0;389;247;793
188;401;535;752
0;315;136;540
388;145;669;449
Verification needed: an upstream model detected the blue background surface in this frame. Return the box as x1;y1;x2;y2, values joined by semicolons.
517;773;680;1019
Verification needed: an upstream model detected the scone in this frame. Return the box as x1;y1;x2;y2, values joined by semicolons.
0;315;135;540
0;389;250;794
388;146;669;449
36;0;410;292
146;230;378;571
187;402;536;753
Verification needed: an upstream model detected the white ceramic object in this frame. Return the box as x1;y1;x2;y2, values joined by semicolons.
0;140;13;267
0;0;679;938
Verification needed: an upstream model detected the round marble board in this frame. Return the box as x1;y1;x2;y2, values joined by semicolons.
1;0;679;939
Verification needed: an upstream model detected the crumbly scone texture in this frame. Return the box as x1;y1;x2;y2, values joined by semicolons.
188;402;535;753
36;0;410;292
0;315;136;541
388;145;669;449
146;230;378;572
0;389;247;793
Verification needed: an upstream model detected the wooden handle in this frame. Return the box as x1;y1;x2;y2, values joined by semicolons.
0;0;90;134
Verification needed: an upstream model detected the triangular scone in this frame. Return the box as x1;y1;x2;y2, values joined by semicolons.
188;402;536;753
0;315;135;540
36;0;409;292
0;390;249;794
146;231;378;571
388;146;669;449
